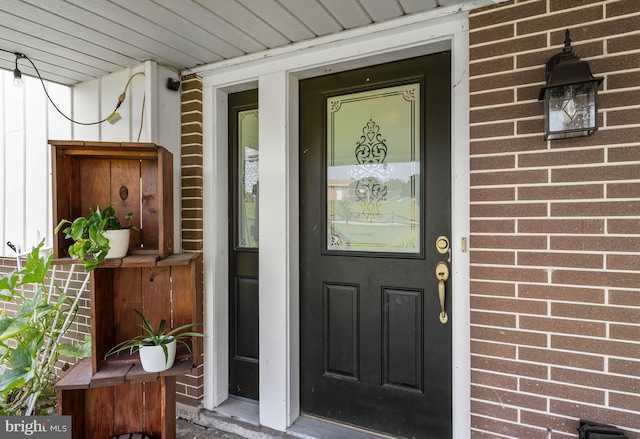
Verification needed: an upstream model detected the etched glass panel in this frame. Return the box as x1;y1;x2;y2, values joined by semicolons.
547;83;596;133
327;84;420;253
238;109;259;248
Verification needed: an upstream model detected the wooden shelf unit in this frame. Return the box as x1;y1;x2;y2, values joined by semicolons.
55;253;202;439
50;140;174;259
51;141;201;439
56;359;179;439
90;253;203;374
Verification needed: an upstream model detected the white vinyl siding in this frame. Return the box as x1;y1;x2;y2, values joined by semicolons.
0;71;71;256
0;61;181;257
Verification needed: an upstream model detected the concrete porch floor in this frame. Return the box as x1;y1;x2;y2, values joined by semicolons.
176;398;397;439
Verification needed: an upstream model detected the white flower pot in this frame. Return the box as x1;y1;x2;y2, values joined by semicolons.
103;229;130;259
139;339;176;372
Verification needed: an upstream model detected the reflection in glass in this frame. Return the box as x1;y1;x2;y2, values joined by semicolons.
548;83;596;133
327;84;420;253
238;109;259;248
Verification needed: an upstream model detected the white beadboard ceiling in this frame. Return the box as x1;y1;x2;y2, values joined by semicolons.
0;0;474;86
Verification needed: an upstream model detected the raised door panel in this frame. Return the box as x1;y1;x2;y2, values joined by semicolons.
323;283;358;379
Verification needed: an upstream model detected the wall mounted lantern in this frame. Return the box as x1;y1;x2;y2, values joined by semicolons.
538;30;603;140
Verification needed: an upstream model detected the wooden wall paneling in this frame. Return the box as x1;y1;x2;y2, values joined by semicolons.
159;147;174;256
141;266;171;331
114;382;145;435
193;253;203;364
168;263;197;364
51;147;74;258
111;159;142;247
84;386;115;439
141;159;160;251
144;378;176;439
169;265;192;329
113;267;143;345
164;378;177;439
158;253;203;366
79;159;111;216
56;389;85;438
68;158;81;232
91;268;115;372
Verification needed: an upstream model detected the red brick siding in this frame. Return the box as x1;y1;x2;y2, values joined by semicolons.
470;1;640;438
176;74;204;407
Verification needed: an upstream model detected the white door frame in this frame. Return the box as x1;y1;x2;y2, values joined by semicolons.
195;4;474;437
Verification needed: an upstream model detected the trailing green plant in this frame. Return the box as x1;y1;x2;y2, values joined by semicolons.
105;309;203;363
55;204;136;271
0;241;91;415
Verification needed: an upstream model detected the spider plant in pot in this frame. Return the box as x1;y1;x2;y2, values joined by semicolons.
55;204;136;271
105;310;203;373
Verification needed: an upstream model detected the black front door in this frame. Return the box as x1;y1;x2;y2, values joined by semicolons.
299;53;452;437
229;89;259;400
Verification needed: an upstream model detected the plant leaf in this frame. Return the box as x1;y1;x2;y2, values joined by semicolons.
58;335;92;358
0;288;12;301
69;219;86;241
164;322;204;339
161;343;168;362
9;343;31;371
19;243;50;285
0;317;12;338
0;317;30;343
15;294;40;320
134;310;158;337
0;368;28;395
0;271;18;297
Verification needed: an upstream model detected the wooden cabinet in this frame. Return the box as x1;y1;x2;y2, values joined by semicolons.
89;253;203;373
50;140;174;259
56;360;180;439
52;141;201;439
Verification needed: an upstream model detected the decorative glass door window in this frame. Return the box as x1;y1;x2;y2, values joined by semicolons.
326;83;421;253
238;109;259;248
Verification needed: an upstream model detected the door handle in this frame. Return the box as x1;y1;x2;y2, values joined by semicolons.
435;261;449;324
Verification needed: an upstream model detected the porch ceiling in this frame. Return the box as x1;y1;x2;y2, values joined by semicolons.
0;0;469;86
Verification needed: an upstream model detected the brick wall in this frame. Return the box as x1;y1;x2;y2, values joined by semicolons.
469;1;640;438
181;74;204;254
176;73;204;407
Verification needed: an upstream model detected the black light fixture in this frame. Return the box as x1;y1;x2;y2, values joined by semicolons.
538;30;603;140
13;52;25;87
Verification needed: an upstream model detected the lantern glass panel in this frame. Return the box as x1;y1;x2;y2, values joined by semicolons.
547;83;597;134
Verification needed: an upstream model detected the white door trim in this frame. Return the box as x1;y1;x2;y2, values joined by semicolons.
200;8;472;437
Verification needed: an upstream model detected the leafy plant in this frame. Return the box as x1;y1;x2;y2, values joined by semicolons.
0;241;91;415
105;309;202;363
55;204;136;271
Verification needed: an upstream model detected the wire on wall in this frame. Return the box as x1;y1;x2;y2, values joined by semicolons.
1;48;145;128
118;71;147;141
137;94;146;142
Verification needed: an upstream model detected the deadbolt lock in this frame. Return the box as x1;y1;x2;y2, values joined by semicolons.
436;236;450;254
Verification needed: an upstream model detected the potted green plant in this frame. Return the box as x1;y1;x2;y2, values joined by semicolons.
105;310;203;373
55;204;136;271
